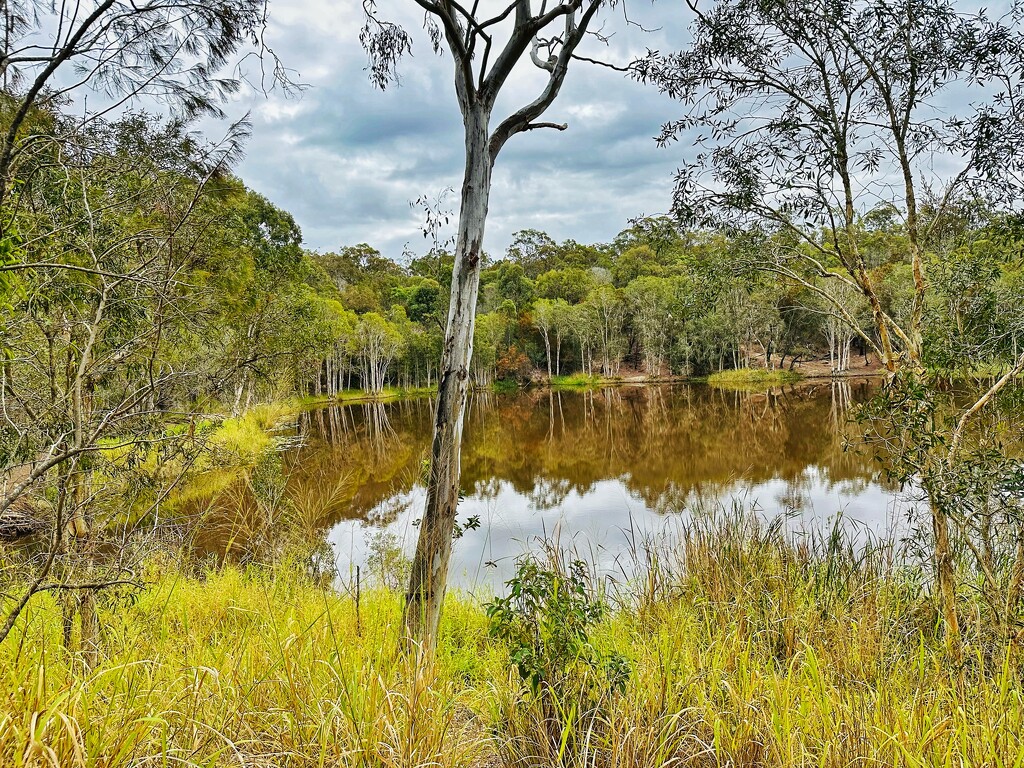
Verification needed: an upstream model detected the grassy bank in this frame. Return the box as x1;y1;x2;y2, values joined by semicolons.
706;367;803;389
549;373;623;390
3;513;1023;767
167;386;437;509
490;374;626;393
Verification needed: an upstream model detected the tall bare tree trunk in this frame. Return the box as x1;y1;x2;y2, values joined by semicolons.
366;0;608;656
932;493;961;650
403;106;491;652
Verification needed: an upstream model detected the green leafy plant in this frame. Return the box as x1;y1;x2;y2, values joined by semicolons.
486;551;630;761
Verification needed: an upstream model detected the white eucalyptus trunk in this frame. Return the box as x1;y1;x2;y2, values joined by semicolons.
386;0;607;655
403;106;492;651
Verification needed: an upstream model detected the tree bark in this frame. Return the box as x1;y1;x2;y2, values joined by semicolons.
385;0;606;656
931;493;961;650
403;106;491;653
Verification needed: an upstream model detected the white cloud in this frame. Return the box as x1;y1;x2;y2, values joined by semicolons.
217;0;691;257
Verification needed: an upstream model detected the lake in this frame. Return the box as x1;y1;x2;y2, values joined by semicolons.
260;379;916;592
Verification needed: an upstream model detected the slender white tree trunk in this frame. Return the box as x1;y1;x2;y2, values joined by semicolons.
404;106;491;652
828;325;836;374
232;377;245;416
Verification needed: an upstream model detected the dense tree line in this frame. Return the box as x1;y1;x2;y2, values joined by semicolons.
4;103;1022;500
9;116;1016;432
298;209;1024;394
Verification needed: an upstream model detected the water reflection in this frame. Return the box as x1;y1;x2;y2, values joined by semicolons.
285;380;914;589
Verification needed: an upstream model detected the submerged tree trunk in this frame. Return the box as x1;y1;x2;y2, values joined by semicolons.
403;107;491;653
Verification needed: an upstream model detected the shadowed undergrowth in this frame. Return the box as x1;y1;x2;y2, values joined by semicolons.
2;510;1023;767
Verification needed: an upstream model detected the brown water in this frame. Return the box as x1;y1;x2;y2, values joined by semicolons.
266;379;914;590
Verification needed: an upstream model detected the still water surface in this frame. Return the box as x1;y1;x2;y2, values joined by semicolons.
276;380;914;590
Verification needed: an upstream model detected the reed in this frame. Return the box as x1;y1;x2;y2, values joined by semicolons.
2;508;1022;767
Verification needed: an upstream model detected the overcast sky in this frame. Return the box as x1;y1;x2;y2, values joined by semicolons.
210;1;693;261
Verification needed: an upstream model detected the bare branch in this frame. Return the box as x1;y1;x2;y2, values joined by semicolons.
571;53;635;72
524;121;568;131
949;353;1024;463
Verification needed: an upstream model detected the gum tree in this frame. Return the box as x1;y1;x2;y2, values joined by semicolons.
0;0;280;218
638;0;1024;646
360;0;630;652
637;0;1024;372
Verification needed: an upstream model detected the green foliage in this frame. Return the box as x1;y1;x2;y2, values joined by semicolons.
0;230;25;312
486;553;630;703
234;191;304;275
707;367;802;388
491;261;535;311
393;278;445;326
506;228;560;278
858;371;1024;638
611;244;660;287
535;267;595;304
924;240;1014;370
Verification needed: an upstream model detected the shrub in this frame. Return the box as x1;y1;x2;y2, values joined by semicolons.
495;344;533;384
486;551;630;762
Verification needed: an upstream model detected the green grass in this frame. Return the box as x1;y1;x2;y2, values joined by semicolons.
549;373;610;390
315;386;438;405
707;367;803;389
166;401;302;510
1;565;495;768
922;362;1024;381
3;510;1023;766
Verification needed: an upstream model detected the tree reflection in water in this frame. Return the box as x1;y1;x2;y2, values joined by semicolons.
190;381;912;584
301;381;906;585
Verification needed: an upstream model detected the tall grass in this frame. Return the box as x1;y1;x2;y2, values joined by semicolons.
0;565;496;767
549;373;609;390
706;368;803;389
2;508;1023;766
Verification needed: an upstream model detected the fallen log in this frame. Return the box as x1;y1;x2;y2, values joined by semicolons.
0;498;47;539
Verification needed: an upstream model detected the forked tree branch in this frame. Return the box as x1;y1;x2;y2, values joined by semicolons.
948;352;1024;464
489;0;604;157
